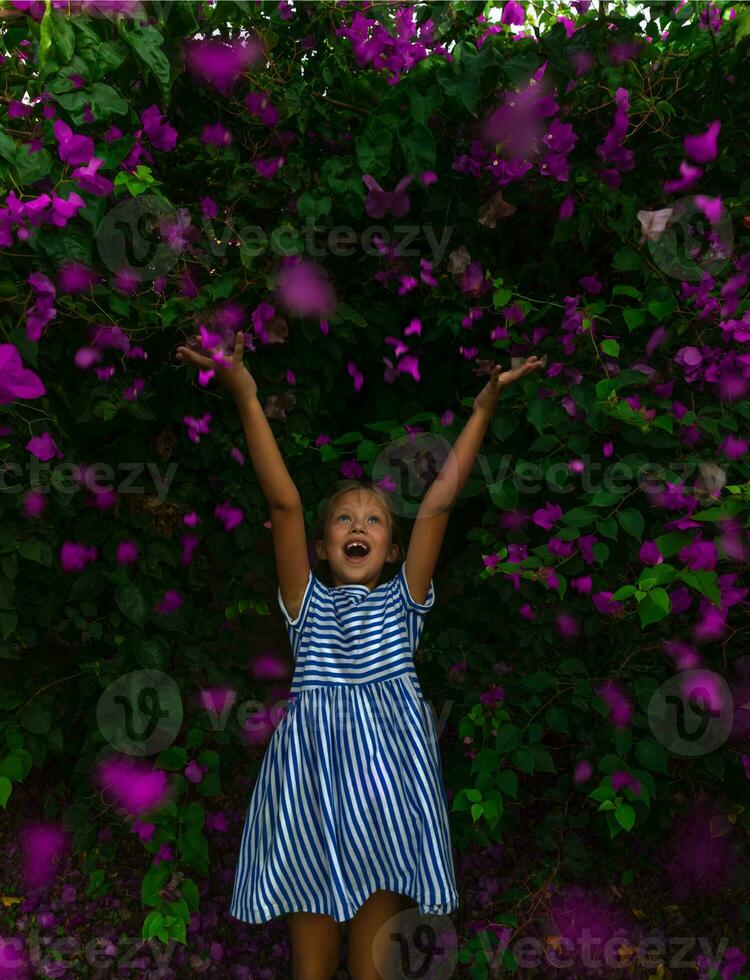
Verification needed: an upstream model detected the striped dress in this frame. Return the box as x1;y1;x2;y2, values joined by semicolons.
229;561;459;924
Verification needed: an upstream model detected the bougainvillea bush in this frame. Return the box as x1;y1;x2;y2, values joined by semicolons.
1;0;749;976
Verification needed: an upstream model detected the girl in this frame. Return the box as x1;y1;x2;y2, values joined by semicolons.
175;331;543;979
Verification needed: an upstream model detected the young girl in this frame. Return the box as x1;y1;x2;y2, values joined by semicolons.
175;331;542;979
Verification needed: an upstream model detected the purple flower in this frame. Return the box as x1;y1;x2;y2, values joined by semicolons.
532;501;562;530
155;589;184;614
26;431;63;461
184;37;263;96
679;538;717;571
52;118;94;165
695;194;723;225
0;344;46;403
70;156;114;196
362;174;413;219
559;194;575;220
245;90;280;126
201;121;233;147
662;160;702;194
579;275;602;294
684;120;721;163
639;541;663;566
184;761;204;784
501;0;525;26
141;105;178;152
718;434;747;460
60;541;98;572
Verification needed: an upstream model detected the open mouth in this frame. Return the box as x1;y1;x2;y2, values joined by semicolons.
343;540;370;563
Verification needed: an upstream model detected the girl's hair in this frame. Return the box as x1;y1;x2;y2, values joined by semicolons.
311;478;405;588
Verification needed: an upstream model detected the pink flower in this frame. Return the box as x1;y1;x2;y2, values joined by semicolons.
26;431;63;461
684;120;721;164
183;761;205;784
0;344;46;403
275;258;336;319
96;757;170;815
362;174;413;219
117;540;138;565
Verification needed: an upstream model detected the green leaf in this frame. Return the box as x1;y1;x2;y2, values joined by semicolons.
601;339;620;357
681;570;722;606
495;723;521;752
496;770;518;798
180;877;200;913
562;507;597;528
612;247;641;272
141;865;171;906
91;82;129;118
637;588;671;627
595;517;619;541
0;776;11;809
612;285;642;299
143;909;166;939
617;508;644;541
122;25;172;101
527;398;554;435
622;309;646;331
471;748;500;773
115;584;149;626
398;122;436;174
355;118;393;177
20;702;51;735
156;746;187;771
634;737;668;774
13;144;53;186
615;804;636;831
39;0;54;71
512;747;535;773
647;297;676;321
52;10;75;64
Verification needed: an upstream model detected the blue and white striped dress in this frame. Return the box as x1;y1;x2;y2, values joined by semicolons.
230;561;459;924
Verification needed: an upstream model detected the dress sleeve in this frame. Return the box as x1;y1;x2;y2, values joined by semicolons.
395;560;436;614
277;568;316;634
393;562;435;659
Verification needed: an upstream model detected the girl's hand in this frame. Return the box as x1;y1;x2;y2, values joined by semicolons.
473;355;545;416
175;330;257;403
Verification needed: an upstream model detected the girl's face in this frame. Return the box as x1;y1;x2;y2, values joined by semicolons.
316;489;400;590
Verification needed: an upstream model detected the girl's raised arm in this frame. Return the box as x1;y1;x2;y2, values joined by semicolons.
403;356;544;606
175;330;300;510
175;331;310;617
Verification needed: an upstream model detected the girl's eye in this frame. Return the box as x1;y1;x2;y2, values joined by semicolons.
337;514;380;523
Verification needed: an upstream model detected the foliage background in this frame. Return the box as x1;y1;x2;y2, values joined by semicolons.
0;0;749;976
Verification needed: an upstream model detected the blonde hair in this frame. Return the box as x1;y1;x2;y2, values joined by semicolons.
312;479;405;588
